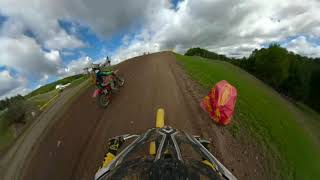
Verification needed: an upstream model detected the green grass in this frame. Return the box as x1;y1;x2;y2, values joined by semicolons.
176;54;320;179
27;76;88;109
0;128;14;151
294;102;320;143
25;74;84;98
28;89;59;109
0;115;14;151
70;76;88;87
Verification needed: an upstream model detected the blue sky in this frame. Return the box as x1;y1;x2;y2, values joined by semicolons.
171;0;182;10
0;0;319;99
58;20;119;63
57;19;146;65
0;15;7;26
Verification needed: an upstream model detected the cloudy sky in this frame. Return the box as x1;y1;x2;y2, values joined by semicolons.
0;0;319;99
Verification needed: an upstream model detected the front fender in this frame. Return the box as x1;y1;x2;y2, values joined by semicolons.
92;89;102;98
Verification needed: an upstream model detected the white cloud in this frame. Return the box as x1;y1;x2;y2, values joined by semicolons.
0;70;21;95
39;74;49;85
0;15;84;50
1;0;320;99
0;0;152;98
0;36;62;78
2;0;319;61
111;0;320;60
285;36;320;58
112;31;160;63
61;51;75;57
0;70;28;99
44;30;84;50
212;43;263;58
60;56;93;77
44;50;61;64
0;17;25;37
0;0;151;40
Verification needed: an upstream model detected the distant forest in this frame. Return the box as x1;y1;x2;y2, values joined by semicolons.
185;45;320;112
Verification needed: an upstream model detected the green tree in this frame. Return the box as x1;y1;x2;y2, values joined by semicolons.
308;69;320;111
254;44;290;88
279;55;310;100
3;99;27;124
185;47;229;61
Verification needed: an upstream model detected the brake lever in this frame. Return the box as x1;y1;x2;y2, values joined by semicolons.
193;135;211;144
123;134;140;141
109;134;140;141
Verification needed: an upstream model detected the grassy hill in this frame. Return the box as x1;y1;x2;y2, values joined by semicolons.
25;74;84;99
176;54;320;179
27;75;88;109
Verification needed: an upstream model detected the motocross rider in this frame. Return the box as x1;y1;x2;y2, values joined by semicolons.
93;67;118;91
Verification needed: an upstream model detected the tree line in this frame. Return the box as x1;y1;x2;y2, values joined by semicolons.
0;95;25;111
0;94;28;126
185;45;320;112
185;47;230;61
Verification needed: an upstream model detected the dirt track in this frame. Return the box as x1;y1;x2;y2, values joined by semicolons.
22;52;266;180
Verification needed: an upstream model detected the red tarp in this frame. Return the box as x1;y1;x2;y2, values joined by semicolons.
200;80;237;125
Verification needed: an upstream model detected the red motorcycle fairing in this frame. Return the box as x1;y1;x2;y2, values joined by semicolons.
103;76;113;83
92;89;102;98
93;73;114;98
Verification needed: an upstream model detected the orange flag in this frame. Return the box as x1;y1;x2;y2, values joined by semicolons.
200;80;237;125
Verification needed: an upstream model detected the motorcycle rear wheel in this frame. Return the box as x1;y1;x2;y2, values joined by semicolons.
97;93;110;108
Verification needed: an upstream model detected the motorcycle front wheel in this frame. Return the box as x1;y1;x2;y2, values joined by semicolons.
97;93;110;108
116;75;125;87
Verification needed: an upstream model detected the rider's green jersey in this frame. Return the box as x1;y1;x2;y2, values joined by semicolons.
96;70;114;89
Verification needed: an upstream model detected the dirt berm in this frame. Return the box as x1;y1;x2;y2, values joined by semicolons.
23;52;266;180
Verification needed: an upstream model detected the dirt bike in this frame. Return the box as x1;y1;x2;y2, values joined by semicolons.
92;70;125;108
95;108;237;180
